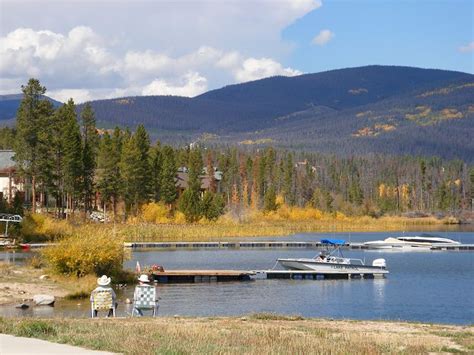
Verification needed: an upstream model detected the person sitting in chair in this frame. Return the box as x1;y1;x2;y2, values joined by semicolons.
133;274;159;317
90;275;117;317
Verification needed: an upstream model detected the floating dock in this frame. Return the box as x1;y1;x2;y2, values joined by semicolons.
150;269;386;283
125;241;474;251
151;270;255;283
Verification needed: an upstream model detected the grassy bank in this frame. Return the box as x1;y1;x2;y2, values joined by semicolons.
0;315;472;354
20;212;467;243
120;216;463;242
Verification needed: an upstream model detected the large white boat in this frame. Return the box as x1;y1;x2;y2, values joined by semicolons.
363;234;460;250
277;239;389;276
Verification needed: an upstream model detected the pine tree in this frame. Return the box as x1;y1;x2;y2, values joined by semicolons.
470;168;474;211
283;152;295;205
201;191;225;221
178;148;202;222
61;99;83;214
97;128;122;219
160;146;177;207
149;143;163;201
14;79;54;213
263;186;277;212
81;103;98;215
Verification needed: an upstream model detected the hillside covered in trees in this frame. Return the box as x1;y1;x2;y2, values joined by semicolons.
6;79;474;223
1;66;473;161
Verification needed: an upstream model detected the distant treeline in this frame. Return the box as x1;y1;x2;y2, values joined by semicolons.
5;79;474;221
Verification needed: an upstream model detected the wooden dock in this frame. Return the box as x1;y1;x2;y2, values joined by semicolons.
150;269;387;283
125;241;474;251
151;270;255;283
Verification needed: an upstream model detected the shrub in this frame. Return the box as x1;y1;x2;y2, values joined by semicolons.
20;214;72;242
141;202;171;224
42;232;125;277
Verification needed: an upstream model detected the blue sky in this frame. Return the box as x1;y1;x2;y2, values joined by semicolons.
284;0;473;74
0;0;472;102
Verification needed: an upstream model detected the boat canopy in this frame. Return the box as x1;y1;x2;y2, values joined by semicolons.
320;239;345;245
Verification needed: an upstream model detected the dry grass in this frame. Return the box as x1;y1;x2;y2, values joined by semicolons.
0;316;472;354
20;212;465;243
118;215;461;242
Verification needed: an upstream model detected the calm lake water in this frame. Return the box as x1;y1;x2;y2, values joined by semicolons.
1;231;473;325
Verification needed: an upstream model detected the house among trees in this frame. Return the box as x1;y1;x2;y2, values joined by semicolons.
0;150;25;204
176;167;223;196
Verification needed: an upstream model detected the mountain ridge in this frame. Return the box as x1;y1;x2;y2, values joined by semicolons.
1;65;473;160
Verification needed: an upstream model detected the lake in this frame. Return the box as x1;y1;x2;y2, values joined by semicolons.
1;231;473;325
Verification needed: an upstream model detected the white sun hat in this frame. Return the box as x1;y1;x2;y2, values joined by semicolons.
97;275;111;286
138;274;151;283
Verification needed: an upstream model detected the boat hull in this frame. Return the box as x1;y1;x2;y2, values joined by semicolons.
277;258;389;275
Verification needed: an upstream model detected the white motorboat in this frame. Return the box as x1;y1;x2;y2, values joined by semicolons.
277;239;389;276
363;233;460;250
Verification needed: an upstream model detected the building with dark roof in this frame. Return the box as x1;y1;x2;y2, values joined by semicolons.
0;150;23;203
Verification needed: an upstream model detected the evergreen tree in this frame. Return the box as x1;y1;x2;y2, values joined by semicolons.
97;128;122;218
283;152;295;205
61;99;83;213
160;146;177;206
201;191;225;221
263;186;277;212
81;103;98;215
149;143;163;201
470;168;474;211
179;148;202;222
14;79;54;213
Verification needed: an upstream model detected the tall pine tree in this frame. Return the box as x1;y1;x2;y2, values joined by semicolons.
61;99;83;215
81;103;98;215
179;148;202;222
14;79;54;213
160;146;177;207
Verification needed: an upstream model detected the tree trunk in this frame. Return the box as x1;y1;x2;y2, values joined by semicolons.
31;175;36;214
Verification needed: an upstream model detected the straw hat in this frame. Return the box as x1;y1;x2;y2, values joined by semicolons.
97;275;111;286
138;274;150;283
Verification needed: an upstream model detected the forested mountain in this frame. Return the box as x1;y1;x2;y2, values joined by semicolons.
0;94;62;124
1;66;473;160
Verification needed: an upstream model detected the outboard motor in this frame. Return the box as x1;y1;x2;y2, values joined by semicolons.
372;258;387;268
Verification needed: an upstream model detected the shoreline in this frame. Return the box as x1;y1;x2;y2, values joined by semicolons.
0;316;472;354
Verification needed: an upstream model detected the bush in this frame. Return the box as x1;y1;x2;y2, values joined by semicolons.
42;232;125;277
141;202;171;224
20;214;72;242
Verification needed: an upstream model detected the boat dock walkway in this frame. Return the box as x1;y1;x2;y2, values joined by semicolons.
151;269;386;283
125;241;474;251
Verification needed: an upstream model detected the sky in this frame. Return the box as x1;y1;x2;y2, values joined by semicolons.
0;0;472;103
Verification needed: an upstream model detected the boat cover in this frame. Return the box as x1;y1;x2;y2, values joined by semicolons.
320;239;345;245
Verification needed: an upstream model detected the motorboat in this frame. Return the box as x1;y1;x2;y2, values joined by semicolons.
277;239;389;276
363;233;460;250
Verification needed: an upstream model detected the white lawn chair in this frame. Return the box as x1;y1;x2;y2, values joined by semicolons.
91;289;116;318
132;285;159;317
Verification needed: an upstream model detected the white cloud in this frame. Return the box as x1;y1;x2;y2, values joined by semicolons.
48;89;92;104
0;1;322;98
234;57;302;83
142;72;208;97
0;23;304;99
312;29;334;46
458;41;474;53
